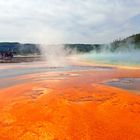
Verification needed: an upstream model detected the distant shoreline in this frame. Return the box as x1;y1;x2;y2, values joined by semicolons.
0;55;42;63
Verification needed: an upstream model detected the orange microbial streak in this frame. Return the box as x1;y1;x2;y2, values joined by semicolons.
0;68;140;140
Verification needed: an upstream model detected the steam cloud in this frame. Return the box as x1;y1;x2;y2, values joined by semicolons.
39;44;76;67
79;43;140;67
38;36;140;67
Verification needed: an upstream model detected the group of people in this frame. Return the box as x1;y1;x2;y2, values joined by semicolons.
0;51;14;60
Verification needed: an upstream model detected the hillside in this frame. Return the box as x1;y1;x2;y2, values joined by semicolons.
111;33;140;51
123;33;140;44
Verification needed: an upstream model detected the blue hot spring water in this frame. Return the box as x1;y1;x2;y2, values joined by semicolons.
80;49;140;67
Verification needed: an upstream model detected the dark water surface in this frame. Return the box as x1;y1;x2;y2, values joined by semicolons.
105;78;140;91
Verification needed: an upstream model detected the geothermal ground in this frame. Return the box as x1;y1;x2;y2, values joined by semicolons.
0;61;140;140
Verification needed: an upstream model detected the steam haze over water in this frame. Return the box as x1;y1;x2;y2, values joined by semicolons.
81;51;140;67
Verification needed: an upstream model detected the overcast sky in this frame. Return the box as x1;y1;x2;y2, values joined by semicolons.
0;0;140;44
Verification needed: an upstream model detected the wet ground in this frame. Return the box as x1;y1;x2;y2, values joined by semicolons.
0;62;114;79
0;61;140;140
0;62;114;89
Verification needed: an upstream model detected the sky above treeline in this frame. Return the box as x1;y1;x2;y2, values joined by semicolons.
0;0;140;44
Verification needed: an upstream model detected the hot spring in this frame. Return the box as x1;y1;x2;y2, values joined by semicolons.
80;49;140;67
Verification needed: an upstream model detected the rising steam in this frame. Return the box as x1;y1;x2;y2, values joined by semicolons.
79;43;140;67
38;35;140;68
39;44;76;67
